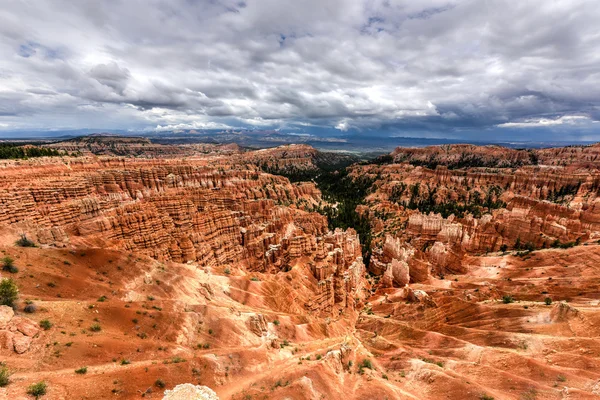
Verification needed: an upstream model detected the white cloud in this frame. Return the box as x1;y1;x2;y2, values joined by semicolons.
497;115;591;128
0;0;599;138
335;119;350;131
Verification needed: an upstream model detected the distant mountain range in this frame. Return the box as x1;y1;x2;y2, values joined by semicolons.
1;129;596;155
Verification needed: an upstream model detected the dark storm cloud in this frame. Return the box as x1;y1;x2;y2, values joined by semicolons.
0;0;599;138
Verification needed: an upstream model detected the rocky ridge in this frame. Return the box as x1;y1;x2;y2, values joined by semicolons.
0;142;600;399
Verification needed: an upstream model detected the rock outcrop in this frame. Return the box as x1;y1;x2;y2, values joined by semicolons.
0;306;39;354
0;151;366;317
163;384;219;400
355;143;600;285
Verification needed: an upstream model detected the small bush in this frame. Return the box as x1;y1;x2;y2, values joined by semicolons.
24;303;37;313
155;379;165;388
502;295;514;304
97;296;107;302
1;257;18;273
250;277;260;281
27;381;47;398
316;354;322;360
224;268;231;275
1;256;14;268
0;278;19;307
544;297;552;305
6;265;19;274
120;359;131;365
16;234;36;248
39;319;53;330
0;364;11;387
557;375;566;382
273;320;280;326
89;323;101;332
480;395;494;400
75;367;87;375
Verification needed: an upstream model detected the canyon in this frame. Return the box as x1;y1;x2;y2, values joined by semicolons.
0;140;599;399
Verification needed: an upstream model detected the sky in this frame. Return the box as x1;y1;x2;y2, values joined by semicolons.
1;0;600;141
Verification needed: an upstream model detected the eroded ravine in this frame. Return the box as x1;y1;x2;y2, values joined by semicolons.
1;142;600;399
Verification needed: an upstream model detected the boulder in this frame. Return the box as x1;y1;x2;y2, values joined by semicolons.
162;384;219;400
0;306;14;329
0;330;14;351
13;333;32;354
13;317;40;337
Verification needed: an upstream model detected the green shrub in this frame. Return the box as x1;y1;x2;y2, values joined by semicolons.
0;278;19;307
75;367;87;375
16;234;36;248
27;381;47;398
39;319;53;330
0;364;11;387
155;379;165;388
89;323;101;332
273;319;280;326
544;297;552;305
502;295;514;304
120;359;130;365
1;257;18;273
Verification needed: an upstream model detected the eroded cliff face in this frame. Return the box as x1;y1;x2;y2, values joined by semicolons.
355;146;600;283
44;135;242;158
2;143;600;400
391;142;600;169
0;153;366;318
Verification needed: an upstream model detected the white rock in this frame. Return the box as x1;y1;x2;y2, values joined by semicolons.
162;384;219;400
0;305;14;329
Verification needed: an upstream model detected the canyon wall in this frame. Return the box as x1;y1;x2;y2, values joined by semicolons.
0;153;365;316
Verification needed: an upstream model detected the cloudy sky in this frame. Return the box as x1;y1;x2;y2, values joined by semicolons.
1;0;599;141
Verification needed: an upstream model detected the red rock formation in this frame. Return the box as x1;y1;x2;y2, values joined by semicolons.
0;151;365;320
2;142;600;400
0;306;39;354
355;144;600;286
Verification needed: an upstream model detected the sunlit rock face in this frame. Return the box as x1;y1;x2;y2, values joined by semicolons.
163;384;219;400
2;142;600;399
